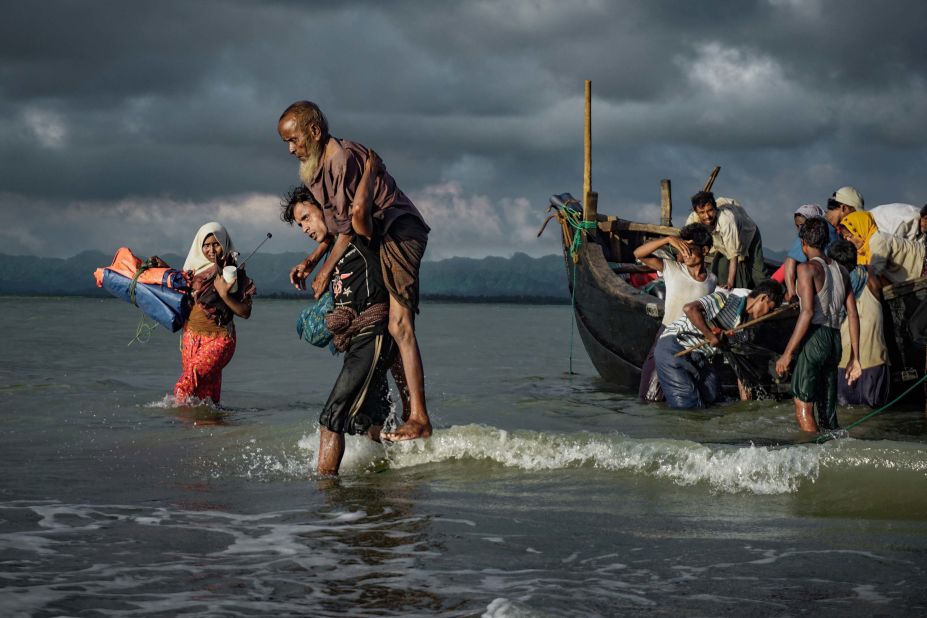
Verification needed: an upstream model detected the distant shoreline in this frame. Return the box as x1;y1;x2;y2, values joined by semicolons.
0;250;571;304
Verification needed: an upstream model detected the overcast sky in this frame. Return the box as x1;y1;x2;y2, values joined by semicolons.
2;0;926;261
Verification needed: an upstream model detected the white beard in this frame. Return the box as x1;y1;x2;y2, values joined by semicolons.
298;140;324;186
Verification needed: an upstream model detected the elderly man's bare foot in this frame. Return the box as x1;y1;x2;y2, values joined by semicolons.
381;418;432;442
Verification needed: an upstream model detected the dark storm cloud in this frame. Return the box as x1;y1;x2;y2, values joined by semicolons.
1;0;926;259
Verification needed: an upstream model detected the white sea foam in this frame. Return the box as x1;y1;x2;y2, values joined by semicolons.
205;424;927;494
144;393;219;410
384;424;824;494
484;597;552;618
0;500;442;617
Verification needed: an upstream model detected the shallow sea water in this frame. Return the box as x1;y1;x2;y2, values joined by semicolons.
1;297;926;617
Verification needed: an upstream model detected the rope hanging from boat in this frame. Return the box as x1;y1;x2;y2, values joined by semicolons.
553;199;598;374
540;195;599;374
816;372;927;443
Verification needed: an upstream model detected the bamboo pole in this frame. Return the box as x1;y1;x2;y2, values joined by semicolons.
660;179;672;227
583;80;592;221
703;166;721;192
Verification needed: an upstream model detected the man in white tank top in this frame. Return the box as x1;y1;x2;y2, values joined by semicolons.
633;223;717;402
776;218;862;432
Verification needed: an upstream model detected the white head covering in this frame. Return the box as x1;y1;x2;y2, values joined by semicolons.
183;222;236;274
794;204;824;220
833;186;864;210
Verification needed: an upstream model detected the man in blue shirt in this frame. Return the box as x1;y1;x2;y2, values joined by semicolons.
782;205;838;303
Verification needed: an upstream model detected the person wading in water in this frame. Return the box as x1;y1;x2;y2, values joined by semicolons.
277;101;432;442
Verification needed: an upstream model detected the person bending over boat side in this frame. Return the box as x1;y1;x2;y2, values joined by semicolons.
823;185;865;230
866;203;927;241
282;156;398;476
840;210;927;286
654;280;783;409
825;186;927;241
171;222;255;406
278;100;431;443
634;223;717;402
685;191;766;290
776;218;861;433
779;205;838;304
828;240;890;408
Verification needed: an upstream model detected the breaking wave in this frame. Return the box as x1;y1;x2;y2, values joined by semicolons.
209;424;927;496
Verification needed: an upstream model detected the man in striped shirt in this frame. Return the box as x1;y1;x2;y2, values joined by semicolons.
654;280;784;409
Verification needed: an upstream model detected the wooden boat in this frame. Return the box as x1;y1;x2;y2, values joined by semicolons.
542;192;927;400
542;81;927;401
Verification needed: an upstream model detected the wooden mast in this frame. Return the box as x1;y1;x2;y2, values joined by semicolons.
583;80;597;221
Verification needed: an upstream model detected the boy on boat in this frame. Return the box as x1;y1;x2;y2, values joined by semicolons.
654;279;784;409
634;223;717;401
776;218;862;432
685;191;766;290
828;240;890;408
282;154;397;476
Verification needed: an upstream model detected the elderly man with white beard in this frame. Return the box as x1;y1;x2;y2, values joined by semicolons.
277;100;432;442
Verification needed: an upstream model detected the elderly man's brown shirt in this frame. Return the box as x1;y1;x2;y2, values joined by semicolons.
306;137;429;236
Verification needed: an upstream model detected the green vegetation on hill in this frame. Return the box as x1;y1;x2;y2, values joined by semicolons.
0;250;570;303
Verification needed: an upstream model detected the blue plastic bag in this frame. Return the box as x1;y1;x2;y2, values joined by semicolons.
296;290;335;350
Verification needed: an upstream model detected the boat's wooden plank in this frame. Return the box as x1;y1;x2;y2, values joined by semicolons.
883;276;927;300
611;264;657;274
596;217;679;236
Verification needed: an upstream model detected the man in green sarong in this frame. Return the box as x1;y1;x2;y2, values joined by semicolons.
775;217;862;432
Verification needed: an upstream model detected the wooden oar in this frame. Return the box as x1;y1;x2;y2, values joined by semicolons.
703;166;721;192
674;303;798;357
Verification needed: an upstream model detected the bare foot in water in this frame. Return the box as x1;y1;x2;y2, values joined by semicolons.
381;418;432;442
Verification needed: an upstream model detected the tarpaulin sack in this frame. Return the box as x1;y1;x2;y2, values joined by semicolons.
93;247;191;332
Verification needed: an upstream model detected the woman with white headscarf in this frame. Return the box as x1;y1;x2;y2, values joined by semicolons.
174;222;256;405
